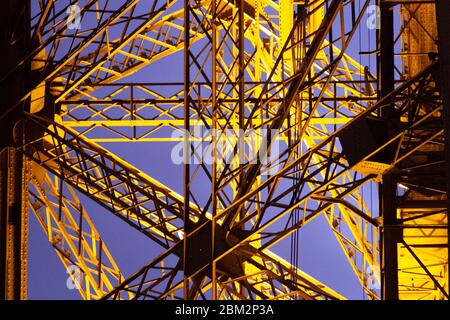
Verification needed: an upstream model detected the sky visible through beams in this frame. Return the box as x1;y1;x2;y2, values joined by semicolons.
27;0;384;300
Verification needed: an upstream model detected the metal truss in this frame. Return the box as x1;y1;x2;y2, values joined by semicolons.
28;171;130;299
22;0;380;296
1;0;447;300
180;0;380;300
19;112;344;300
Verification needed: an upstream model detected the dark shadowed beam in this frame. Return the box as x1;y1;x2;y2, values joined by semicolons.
0;0;30;300
436;0;450;296
378;0;398;301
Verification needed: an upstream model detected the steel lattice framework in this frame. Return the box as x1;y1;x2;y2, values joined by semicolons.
0;0;448;300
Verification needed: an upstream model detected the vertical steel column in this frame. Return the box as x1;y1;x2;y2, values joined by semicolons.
237;0;245;297
378;1;394;98
380;174;400;300
435;0;450;295
378;0;398;300
0;149;28;300
183;0;191;300
211;0;218;300
238;0;245;167
0;0;30;300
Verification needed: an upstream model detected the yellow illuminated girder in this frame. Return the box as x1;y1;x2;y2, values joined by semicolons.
22;113;344;300
28;171;130;300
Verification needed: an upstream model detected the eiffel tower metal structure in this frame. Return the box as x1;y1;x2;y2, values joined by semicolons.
0;0;448;300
